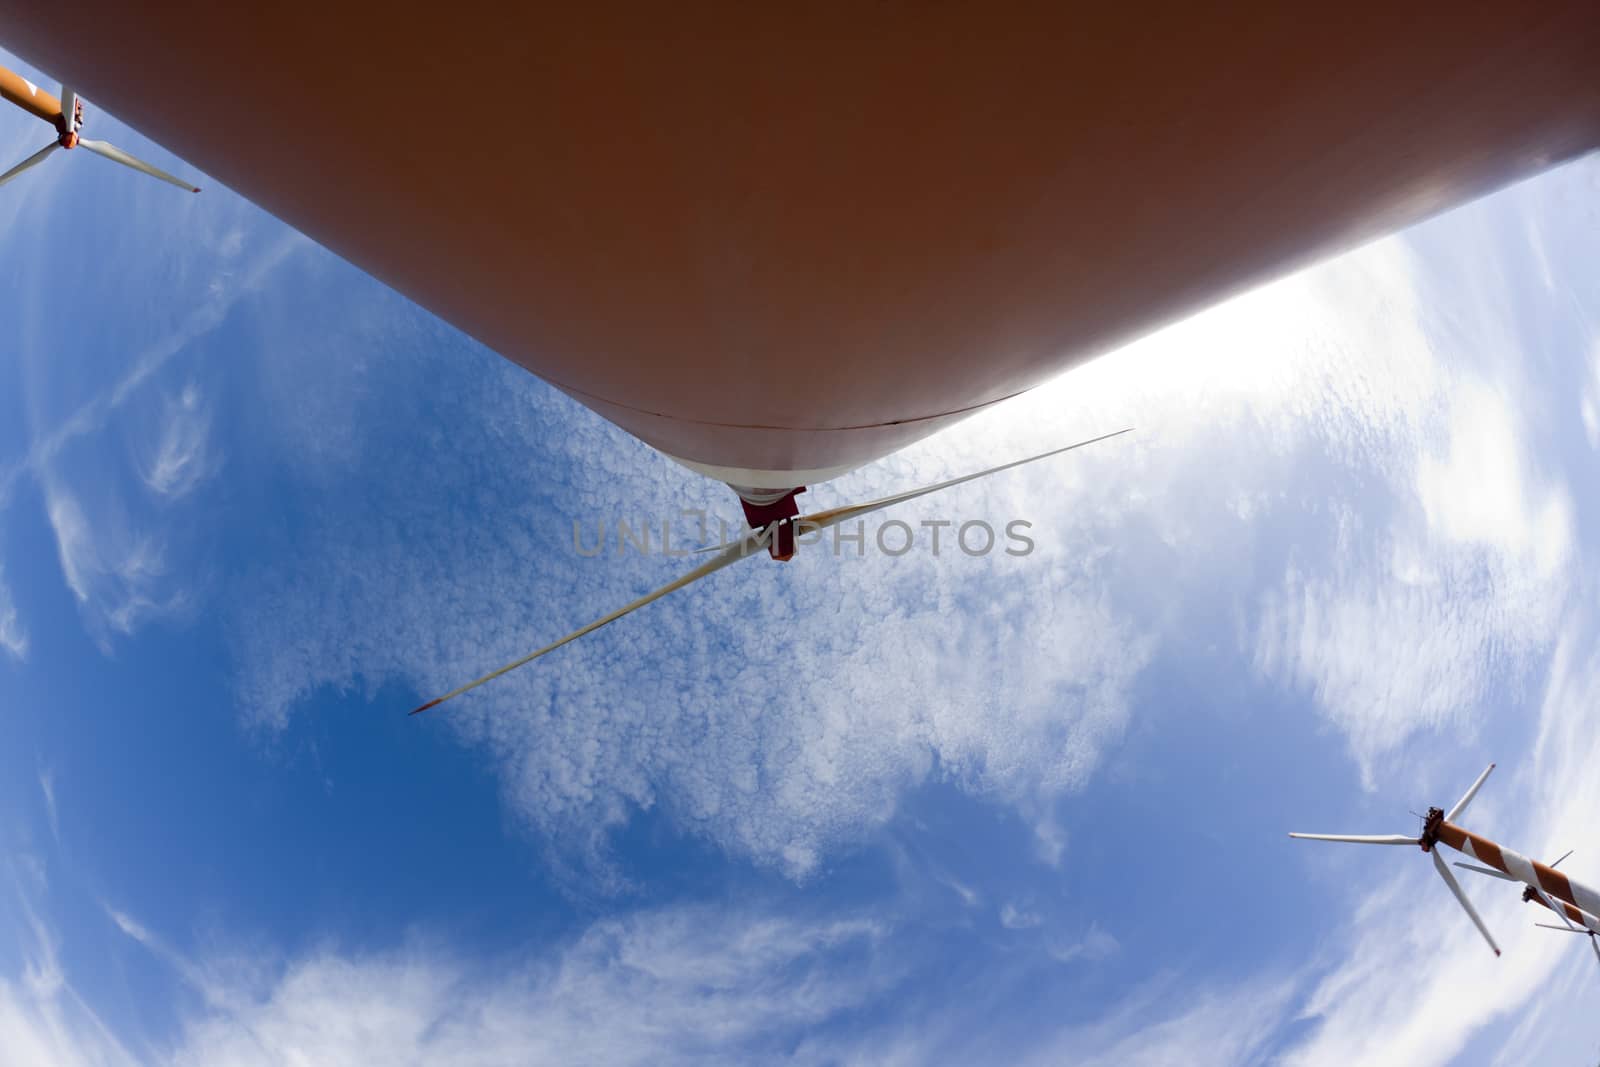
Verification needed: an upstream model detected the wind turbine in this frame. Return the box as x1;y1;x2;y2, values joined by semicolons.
1456;850;1600;968
409;426;1133;715
1;62;199;192
1290;764;1600;958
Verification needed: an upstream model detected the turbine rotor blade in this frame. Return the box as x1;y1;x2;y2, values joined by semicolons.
1543;891;1577;929
1287;833;1419;845
409;540;758;715
798;427;1134;533
410;428;1132;715
0;142;59;187
1591;935;1600;967
1532;887;1584;933
1445;762;1495;823
1453;861;1517;882
694;429;1133;555
1534;923;1590;934
77;138;200;192
1433;848;1501;956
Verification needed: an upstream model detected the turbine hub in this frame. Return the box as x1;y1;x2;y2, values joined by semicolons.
729;485;807;562
1420;806;1445;852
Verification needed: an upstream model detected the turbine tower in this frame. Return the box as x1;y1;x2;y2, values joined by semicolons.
1;7;1594;497
1456;850;1600;968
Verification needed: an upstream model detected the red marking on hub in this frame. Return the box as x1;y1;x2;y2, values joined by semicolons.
739;488;806;561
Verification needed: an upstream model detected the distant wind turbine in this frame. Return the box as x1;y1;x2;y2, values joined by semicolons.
1;62;199;192
1290;763;1600;959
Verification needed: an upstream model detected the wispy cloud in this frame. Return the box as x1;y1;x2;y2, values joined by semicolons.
37;770;57;843
1021;975;1296;1067
1250;253;1575;779
42;481;182;645
0;562;25;662
139;384;218;499
123;905;897;1067
36;896;1162;1067
0;232;300;514
1581;335;1600;451
0;856;140;1067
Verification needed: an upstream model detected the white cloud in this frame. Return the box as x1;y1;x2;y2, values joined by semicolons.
1415;380;1571;575
0;562;25;661
805;968;1292;1067
0;231;300;513
999;902;1041;930
105;910;150;946
43;481;182;644
1025;977;1294;1067
140;384;218;498
0;891;1163;1067
143;906;898;1067
1249;274;1574;777
0;856;139;1067
1581;335;1600;451
38;769;58;842
0;183;301;652
1046;923;1120;965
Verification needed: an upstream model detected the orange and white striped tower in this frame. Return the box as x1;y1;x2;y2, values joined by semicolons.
1456;849;1600;966
1431;807;1600;921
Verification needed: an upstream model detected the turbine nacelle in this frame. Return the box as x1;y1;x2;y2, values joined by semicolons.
731;485;807;562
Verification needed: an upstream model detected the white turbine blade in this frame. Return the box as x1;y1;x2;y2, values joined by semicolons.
77;139;200;192
1445;762;1495;823
1287;833;1419;845
410;540;758;715
798;427;1134;533
694;427;1133;557
693;528;764;554
0;142;59;188
1453;861;1517;882
1551;849;1574;869
1534;923;1590;934
1433;848;1501;956
1591;934;1600;967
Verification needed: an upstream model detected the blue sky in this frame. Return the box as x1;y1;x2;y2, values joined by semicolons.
3;47;1600;1065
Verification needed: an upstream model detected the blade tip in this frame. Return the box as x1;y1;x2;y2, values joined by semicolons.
408;698;442;717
